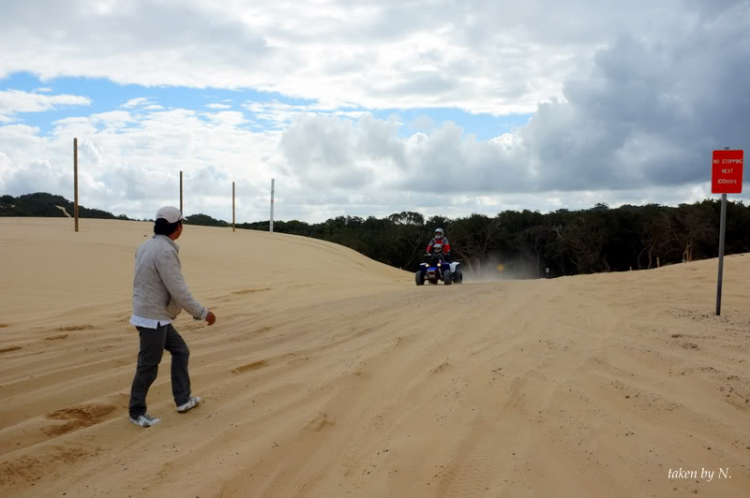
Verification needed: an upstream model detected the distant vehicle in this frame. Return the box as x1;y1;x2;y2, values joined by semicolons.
415;244;463;285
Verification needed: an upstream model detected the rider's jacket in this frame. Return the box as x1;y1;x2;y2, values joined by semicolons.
427;236;451;255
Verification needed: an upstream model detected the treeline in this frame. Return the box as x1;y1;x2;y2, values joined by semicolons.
241;201;750;278
4;192;748;278
0;193;229;225
183;213;229;227
0;192;127;220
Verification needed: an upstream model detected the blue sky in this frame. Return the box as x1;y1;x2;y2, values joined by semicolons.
1;71;531;140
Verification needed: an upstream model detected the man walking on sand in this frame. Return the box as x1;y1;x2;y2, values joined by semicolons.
128;206;216;427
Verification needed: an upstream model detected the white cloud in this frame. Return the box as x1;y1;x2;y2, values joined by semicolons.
0;0;697;115
243;100;368;129
0;90;91;121
93;111;134;122
409;115;434;133
122;97;153;108
0;106;280;221
202;110;247;126
0;149;12;174
206;103;231;110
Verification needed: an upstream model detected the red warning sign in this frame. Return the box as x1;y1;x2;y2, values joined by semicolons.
712;150;744;194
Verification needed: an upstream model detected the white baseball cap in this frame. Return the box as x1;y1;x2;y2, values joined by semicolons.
155;206;184;224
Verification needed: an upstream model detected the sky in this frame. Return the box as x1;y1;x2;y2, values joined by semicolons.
1;0;749;223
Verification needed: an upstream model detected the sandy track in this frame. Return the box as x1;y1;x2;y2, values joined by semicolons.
1;218;749;497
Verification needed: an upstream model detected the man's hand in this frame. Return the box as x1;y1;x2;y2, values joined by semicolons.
205;311;217;326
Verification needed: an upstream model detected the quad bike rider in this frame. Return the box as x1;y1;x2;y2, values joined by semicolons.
415;228;463;285
426;228;451;264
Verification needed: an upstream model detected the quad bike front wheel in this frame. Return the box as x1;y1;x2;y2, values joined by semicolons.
454;269;463;283
442;269;452;285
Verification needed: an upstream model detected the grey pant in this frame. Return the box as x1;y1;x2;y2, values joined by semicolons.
129;323;191;418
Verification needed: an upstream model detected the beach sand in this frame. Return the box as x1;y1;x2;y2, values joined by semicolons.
1;217;749;497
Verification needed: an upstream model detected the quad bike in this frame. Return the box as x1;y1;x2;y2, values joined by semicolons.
415;245;463;286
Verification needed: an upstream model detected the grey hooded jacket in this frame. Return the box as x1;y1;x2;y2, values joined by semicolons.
132;235;207;321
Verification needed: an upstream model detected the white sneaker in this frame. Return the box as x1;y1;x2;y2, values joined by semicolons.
130;413;161;427
176;396;201;413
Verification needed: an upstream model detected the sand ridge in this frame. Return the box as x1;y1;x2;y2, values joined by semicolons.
1;218;749;497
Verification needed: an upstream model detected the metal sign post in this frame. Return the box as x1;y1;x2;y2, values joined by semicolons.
716;192;727;315
712;148;744;315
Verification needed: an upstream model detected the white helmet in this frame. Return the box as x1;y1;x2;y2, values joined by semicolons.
435;228;444;237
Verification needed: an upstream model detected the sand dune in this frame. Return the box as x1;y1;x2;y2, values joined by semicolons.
1;218;749;497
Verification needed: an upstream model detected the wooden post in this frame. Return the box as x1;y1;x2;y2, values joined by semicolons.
232;181;236;232
270;178;275;233
74;138;79;232
180;171;183;213
657;257;660;268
